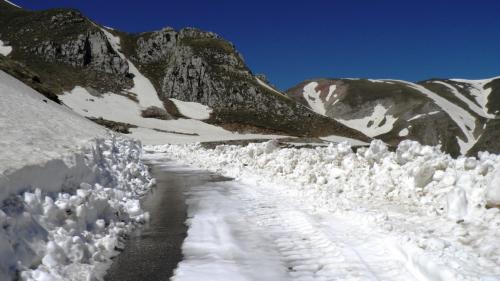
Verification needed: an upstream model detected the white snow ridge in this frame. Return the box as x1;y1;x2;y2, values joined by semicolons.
0;70;153;280
153;140;500;280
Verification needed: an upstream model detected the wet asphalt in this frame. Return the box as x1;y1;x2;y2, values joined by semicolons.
104;158;230;281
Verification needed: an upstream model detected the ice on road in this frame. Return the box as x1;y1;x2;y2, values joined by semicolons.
172;172;416;281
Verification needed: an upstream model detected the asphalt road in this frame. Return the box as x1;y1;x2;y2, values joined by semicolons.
104;158;230;281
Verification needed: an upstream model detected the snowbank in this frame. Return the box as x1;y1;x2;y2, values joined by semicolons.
151;140;500;279
0;70;153;280
0;137;153;281
154;139;500;222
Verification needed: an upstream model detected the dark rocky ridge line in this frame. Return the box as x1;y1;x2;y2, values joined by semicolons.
0;0;370;142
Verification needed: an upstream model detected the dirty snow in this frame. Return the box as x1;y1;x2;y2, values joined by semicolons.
0;40;12;56
170;98;213;120
153;140;500;280
336;104;398;138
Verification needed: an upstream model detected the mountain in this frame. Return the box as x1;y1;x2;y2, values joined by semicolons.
286;78;500;156
0;0;369;143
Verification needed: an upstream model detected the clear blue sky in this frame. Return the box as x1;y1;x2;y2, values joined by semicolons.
12;0;500;90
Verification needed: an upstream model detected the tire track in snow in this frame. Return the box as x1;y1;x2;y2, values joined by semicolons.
175;175;417;281
239;186;416;281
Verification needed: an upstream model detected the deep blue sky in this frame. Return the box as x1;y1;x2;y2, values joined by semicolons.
11;0;500;90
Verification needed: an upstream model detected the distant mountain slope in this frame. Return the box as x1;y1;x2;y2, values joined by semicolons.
0;0;369;143
286;78;500;156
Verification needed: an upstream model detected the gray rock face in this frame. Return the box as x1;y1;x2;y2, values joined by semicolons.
136;27;178;63
129;27;367;139
32;31;129;75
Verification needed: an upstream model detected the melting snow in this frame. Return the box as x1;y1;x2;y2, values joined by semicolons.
3;0;20;8
449;77;500;117
430;80;496;118
303;82;327;116
256;77;289;99
61;86;286;145
170;98;212;120
325;84;337;102
98;27;164;109
391;80;478;154
398;128;409;137
336;104;398;138
320;135;368;146
0;40;12;56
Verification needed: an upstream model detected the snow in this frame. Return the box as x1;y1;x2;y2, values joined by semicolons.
170;98;212;120
399;128;409;137
336;103;398;137
62;86;286;144
98;27;164;109
0;71;153;280
325;84;337;101
303;82;327;116
0;40;12;56
152;139;500;279
256;77;289;99
430;80;496;118
0;71;104;194
391;80;478;154
450;76;500;116
407;111;440;122
368;79;394;84
320;135;369;146
3;0;20;8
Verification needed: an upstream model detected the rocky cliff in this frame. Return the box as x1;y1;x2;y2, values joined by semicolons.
0;1;369;141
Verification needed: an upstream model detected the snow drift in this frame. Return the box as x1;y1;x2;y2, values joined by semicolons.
0;137;152;281
151;140;500;279
0;70;153;280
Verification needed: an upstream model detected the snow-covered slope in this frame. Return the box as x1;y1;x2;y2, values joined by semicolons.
286;77;500;156
0;71;104;180
0;70;153;280
98;27;165;110
61;86;286;145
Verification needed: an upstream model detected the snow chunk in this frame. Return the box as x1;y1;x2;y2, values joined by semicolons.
0;40;12;56
170;98;213;120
